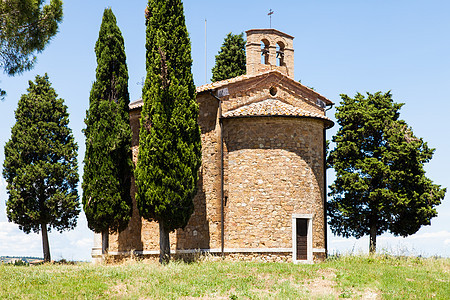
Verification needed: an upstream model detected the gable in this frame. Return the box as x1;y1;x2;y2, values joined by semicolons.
197;70;332;106
197;70;333;119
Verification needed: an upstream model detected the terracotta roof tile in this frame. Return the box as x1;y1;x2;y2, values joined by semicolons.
196;73;256;93
129;99;143;110
222;99;333;127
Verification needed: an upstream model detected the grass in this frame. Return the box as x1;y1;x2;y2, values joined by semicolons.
325;255;449;299
0;255;448;299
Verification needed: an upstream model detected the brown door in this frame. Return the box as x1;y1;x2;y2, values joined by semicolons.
296;219;308;260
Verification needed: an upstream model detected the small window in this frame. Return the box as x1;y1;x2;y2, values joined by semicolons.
261;39;270;65
269;87;277;96
276;42;285;66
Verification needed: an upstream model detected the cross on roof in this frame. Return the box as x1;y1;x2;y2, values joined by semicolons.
268;9;274;28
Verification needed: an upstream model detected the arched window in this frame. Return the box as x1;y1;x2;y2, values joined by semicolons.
261;39;270;65
276;41;285;66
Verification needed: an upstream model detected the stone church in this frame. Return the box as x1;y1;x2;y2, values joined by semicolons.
92;28;334;263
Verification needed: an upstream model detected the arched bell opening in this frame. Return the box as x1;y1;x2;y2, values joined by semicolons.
261;39;270;65
276;41;285;67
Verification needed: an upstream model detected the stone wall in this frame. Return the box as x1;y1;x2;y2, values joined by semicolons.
176;92;222;250
108;89;328;261
222;117;326;252
246;29;295;79
108;109;143;252
216;73;325;117
109;93;222;252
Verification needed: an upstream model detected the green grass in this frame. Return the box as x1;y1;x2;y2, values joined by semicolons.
0;255;448;299
325;255;449;299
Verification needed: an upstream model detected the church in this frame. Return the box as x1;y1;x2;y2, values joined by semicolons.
92;28;334;263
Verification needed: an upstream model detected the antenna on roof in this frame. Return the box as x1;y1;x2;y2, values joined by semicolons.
205;18;207;85
268;9;274;28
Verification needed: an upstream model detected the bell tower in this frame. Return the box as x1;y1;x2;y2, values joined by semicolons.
245;29;295;79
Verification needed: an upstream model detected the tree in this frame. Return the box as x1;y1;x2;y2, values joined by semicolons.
0;0;63;75
136;0;202;263
82;8;133;253
0;0;63;99
328;91;446;253
3;74;79;262
211;32;246;82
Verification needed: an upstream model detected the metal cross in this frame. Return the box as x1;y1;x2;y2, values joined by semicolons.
268;9;274;28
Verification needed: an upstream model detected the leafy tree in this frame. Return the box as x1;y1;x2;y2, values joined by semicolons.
328;91;446;253
211;32;246;82
3;74;79;262
0;0;63;98
0;0;63;75
136;0;202;263
82;8;133;253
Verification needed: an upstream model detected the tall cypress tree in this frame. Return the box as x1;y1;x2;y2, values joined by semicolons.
82;8;133;253
136;0;202;263
211;32;246;82
3;74;79;262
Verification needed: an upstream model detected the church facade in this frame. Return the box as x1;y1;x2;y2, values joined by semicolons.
92;28;334;263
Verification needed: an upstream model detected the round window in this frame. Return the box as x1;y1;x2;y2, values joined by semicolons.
269;86;277;96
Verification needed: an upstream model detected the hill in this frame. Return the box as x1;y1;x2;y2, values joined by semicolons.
0;256;43;264
0;255;448;299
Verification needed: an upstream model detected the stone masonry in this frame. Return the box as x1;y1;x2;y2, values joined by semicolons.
246;29;295;79
99;28;334;263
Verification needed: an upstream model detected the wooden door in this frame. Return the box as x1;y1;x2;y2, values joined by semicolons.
296;218;308;260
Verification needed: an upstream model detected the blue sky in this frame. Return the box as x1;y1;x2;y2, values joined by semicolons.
0;0;449;261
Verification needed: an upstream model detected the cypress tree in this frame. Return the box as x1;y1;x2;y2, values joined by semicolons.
3;74;79;262
136;0;202;263
211;32;246;82
82;8;133;253
328;91;446;253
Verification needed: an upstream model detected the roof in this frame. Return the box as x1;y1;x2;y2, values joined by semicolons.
129;99;143;110
222;98;333;128
129;70;333;111
245;28;295;40
195;69;332;105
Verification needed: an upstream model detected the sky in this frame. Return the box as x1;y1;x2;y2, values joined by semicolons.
1;0;449;261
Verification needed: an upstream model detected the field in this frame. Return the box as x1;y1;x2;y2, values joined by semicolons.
0;255;448;299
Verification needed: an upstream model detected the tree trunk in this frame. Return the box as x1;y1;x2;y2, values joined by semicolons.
102;229;109;254
159;221;170;264
41;223;51;262
369;224;377;254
